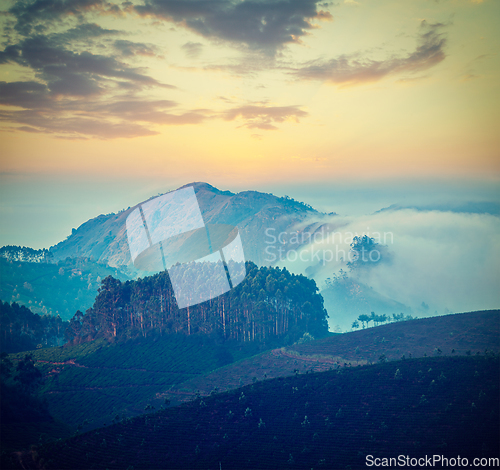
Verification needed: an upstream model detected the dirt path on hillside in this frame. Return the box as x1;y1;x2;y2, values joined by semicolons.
271;348;367;367
37;359;200;375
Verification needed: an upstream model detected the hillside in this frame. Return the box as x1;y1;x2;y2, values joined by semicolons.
159;310;500;405
49;182;322;269
9;355;499;469
3;310;497;438
291;309;500;360
5;335;262;433
0;256;129;320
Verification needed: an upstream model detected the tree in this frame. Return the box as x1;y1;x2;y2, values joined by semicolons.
0;352;13;380
65;262;329;345
358;314;370;329
15;354;42;394
347;235;386;270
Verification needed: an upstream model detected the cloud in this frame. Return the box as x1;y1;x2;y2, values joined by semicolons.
8;0;123;36
0;81;51;108
50;22;122;43
0;22;190;138
113;39;159;57
0;80;208;138
0;2;312;137
293;20;447;85
0;44;22;64
181;41;203;58
1;110;159;139
278;208;500;327
223;104;308;130
135;0;332;55
87;99;207;124
1;35;166;96
376;201;500;216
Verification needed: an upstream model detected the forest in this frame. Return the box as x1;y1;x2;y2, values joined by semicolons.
0;301;68;353
0;246;53;264
65;261;329;346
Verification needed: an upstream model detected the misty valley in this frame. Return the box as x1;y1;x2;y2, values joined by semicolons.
1;183;499;469
1;0;499;466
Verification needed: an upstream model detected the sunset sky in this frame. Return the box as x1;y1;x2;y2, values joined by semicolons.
1;0;499;248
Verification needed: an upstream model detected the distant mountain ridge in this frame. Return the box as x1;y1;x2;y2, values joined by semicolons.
49;182;322;271
375;201;500;216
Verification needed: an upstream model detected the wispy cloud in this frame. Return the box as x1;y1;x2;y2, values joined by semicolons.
113;39;160;58
1;34;166;95
50;22;122;43
0;78;209;138
292;20;447;85
223;104;308;130
181;41;204;58
0;2;448;138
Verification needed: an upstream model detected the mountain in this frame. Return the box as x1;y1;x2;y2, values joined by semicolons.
375;201;500;216
10;354;499;470
49;182;321;270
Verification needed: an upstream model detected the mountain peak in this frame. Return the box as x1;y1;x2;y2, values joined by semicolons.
177;182;235;197
49;182;322;269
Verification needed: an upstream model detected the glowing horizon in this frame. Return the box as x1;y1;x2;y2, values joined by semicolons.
0;0;499;248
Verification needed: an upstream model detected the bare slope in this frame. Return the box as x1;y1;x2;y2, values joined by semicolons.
49;182;320;268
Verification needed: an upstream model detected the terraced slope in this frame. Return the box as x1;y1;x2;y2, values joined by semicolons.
8;335;261;430
160;310;500;404
13;355;499;470
5;310;498;441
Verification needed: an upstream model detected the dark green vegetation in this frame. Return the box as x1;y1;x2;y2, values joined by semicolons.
158;310;500;405
1;353;47;422
9;355;499;470
65;262;329;345
0;301;68;353
1;261;327;433
292;310;500;361
0;246;53;263
0;255;129;320
5;334;263;432
0;352;73;455
2;310;497;460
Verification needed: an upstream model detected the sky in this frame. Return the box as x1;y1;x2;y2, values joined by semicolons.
0;0;499;249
